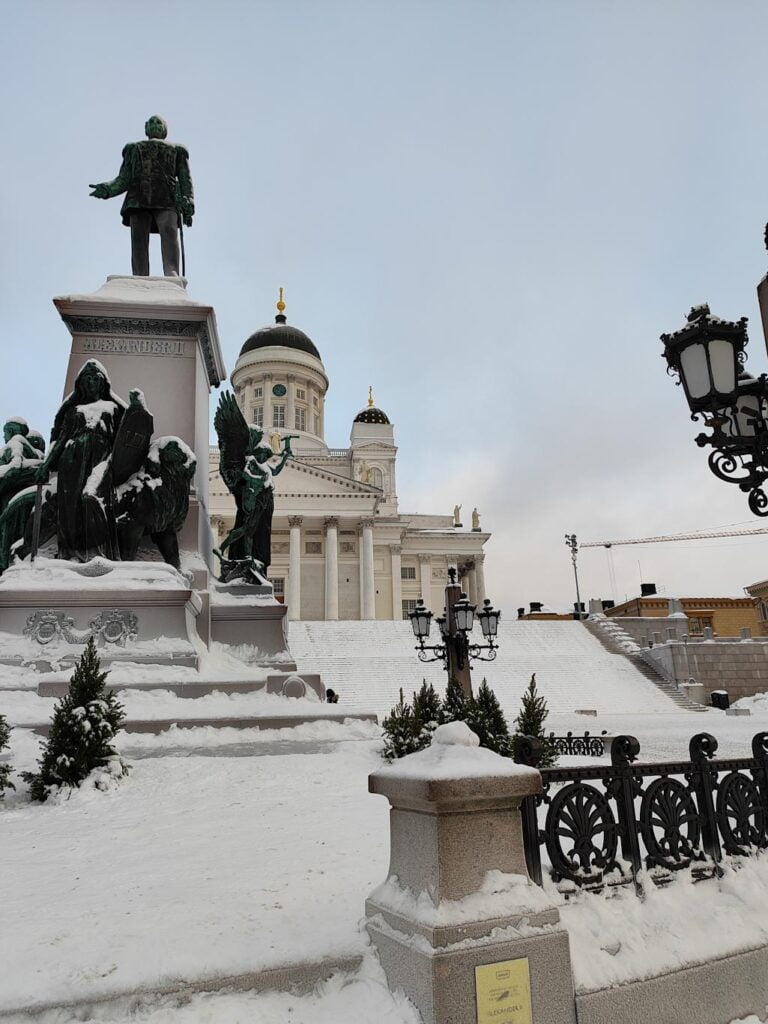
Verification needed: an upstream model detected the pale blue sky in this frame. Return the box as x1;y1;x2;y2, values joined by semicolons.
3;1;768;612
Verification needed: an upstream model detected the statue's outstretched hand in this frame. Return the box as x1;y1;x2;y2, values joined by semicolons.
89;183;110;199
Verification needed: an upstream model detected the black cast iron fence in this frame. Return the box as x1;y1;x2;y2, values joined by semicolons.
515;732;768;890
547;730;608;757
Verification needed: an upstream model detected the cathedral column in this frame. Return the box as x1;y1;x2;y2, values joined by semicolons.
418;554;432;610
308;385;318;436
263;373;273;430
390;544;402;620
466;563;478;604
361;518;376;619
324;517;339;621
475;553;487;604
288;516;303;620
287;374;296;432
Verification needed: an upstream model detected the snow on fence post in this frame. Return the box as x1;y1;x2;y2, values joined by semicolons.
365;721;577;1024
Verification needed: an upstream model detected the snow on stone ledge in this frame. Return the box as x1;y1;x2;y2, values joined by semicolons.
377;722;539;781
371;869;555;926
55;275;208;307
0;557;191;591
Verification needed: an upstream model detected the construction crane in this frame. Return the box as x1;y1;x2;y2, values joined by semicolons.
570;526;768;608
580;526;768;548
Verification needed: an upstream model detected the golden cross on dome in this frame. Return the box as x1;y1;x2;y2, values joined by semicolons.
277;287;286;314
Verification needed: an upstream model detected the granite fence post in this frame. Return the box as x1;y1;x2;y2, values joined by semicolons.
365;722;576;1024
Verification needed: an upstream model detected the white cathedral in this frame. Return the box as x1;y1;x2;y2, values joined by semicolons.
208;295;490;621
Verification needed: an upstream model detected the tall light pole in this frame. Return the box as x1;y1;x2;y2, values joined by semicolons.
565;533;584;619
408;568;501;698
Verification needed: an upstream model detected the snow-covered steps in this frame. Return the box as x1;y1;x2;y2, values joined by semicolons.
288;619;696;718
0;957;367;1020
37;673;324;700
582;618;710;712
29;711;379;737
2;686;378;737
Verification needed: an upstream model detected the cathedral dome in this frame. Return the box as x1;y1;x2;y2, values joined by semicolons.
240;315;321;361
354;388;390;424
354;406;390;424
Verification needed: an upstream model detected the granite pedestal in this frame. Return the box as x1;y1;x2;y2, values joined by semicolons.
53;275;225;564
365;724;576;1024
0;559;200;671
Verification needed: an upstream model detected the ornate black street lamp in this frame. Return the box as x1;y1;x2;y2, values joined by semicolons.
408;567;500;698
661;304;768;515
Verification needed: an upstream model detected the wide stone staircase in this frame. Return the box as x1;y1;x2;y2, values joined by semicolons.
582;617;709;712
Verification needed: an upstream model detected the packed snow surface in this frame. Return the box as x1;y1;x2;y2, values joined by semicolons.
0;730;389;1012
8;955;421;1024
3;710;768;1016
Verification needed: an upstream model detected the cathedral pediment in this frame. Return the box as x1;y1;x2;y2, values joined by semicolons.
275;458;380;498
352;440;396;451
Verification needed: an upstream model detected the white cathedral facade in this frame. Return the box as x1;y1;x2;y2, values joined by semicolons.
208;297;490;621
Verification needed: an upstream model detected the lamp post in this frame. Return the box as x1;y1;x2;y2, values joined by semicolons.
660;304;768;514
564;533;585;619
408;567;500;698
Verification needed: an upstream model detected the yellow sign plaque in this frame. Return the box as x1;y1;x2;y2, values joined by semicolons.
475;957;532;1024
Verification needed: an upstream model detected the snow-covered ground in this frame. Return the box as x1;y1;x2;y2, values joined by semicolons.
289;619;693;717
1;727;389;1012
3;706;768;1019
2;956;422;1024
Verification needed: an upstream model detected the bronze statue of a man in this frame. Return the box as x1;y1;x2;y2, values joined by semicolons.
89;115;194;277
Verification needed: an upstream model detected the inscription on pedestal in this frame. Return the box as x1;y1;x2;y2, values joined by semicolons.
80;336;191;357
475;958;532;1024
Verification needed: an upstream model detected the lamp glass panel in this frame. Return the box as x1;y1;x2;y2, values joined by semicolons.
455;605;474;632
708;338;737;396
480;609;499;636
679;343;711;399
417;610;432;637
734;394;762;438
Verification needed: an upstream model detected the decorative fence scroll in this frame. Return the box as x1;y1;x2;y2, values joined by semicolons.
547;731;608;758
515;732;768;890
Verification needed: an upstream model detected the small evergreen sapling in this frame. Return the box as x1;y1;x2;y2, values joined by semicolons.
0;713;14;797
412;680;442;746
381;676;514;761
441;675;470;724
382;689;422;762
22;637;128;802
513;673;557;767
468;679;512;756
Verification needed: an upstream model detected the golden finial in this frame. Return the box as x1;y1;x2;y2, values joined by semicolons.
368;385;374;408
276;287;286;314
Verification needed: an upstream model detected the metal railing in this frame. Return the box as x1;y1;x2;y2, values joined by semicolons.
515;731;768;890
547;731;608;757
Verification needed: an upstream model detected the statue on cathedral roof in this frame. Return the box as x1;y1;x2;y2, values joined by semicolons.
214;391;296;584
89;115;194;277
